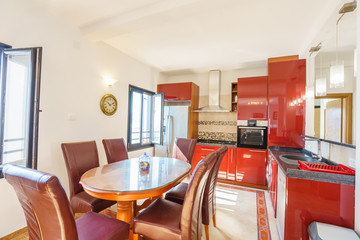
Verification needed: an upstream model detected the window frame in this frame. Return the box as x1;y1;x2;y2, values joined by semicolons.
0;45;42;178
127;85;160;151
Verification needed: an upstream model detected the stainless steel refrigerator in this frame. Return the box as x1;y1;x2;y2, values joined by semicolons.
155;102;190;157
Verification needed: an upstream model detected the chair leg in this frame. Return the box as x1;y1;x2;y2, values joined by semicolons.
204;224;209;240
213;213;216;227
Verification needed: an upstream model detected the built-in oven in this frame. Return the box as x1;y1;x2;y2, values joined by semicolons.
237;120;268;149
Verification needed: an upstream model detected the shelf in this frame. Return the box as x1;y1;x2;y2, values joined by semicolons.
231;82;238;112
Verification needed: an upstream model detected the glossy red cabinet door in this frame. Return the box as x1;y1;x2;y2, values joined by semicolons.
268;59;306;148
227;147;237;181
218;150;228;179
157;82;192;101
269;156;278;217
191;145;220;173
237;76;268;120
284;178;355;240
236;148;267;185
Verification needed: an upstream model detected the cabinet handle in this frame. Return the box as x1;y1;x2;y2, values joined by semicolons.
201;148;215;151
249;150;266;153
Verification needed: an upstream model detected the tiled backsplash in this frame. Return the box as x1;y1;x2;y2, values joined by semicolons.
198;113;237;141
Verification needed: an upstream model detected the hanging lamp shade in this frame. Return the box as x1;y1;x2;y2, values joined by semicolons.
315;77;327;96
330;63;344;88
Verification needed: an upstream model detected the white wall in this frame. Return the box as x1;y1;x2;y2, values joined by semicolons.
0;0;158;237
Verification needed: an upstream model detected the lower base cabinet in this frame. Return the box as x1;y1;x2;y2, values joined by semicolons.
236;148;267;185
276;168;355;240
192;145;267;186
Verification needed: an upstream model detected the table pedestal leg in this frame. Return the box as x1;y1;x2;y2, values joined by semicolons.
117;201;134;239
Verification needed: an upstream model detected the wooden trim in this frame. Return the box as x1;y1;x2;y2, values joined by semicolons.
190;83;199;139
268;55;299;63
315;93;353;144
217;179;268;190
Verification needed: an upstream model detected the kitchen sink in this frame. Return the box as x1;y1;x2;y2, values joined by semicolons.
279;154;319;165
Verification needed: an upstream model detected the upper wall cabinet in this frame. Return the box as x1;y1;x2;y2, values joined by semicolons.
237;76;268;120
157;82;193;101
268;59;306;148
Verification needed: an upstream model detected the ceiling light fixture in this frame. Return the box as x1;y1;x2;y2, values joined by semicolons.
330;0;357;88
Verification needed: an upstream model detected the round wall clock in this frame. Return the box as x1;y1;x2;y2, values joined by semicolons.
100;94;118;116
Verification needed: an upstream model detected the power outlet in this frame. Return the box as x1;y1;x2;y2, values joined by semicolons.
349;158;356;168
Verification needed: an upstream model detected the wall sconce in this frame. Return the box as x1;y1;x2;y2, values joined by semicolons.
316;78;327;96
103;76;118;86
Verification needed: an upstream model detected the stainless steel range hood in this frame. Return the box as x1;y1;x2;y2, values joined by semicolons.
194;70;229;112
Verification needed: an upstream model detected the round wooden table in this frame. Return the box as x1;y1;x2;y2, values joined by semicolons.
80;157;191;235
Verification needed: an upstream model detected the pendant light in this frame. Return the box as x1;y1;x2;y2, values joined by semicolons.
330;1;357;88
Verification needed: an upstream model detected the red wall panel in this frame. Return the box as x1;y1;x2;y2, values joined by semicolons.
268;59;306;148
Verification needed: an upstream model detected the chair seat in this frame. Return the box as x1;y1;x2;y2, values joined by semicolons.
165;182;188;205
76;212;129;240
133;198;182;240
71;191;116;213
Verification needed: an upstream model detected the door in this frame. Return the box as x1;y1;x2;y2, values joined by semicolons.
236;148;267;185
227;147;237;181
324;99;341;142
0;47;42;168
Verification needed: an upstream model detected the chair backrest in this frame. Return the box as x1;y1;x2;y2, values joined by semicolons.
181;151;218;240
172;138;197;164
202;146;228;225
61;141;100;198
3;164;78;240
102;138;128;164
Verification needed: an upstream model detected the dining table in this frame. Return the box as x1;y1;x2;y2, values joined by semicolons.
80;156;191;237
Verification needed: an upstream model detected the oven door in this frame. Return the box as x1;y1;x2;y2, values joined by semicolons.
237;127;267;149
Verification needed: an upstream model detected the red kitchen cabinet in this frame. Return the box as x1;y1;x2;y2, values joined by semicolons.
269;156;278;218
237;76;268;120
157;82;192;101
268;59;306;148
191;145;236;181
227;147;237;181
191;145;220;173
236;148;267;185
278;176;355;240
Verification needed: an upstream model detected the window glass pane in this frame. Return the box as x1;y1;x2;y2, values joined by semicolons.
131;91;142;144
2;51;31;166
142;93;151;144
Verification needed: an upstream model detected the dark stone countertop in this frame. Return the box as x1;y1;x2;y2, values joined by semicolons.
269;146;355;185
196;140;237;147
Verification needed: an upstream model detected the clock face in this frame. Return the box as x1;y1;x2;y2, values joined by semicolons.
100;94;117;116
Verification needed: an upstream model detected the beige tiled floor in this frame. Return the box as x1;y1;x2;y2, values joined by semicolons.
2;185;279;240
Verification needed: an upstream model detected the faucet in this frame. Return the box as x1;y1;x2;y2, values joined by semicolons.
303;138;322;162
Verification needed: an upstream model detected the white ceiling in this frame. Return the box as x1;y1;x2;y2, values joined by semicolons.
29;0;352;73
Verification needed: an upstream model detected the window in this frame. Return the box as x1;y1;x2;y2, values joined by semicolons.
128;85;164;150
0;44;42;177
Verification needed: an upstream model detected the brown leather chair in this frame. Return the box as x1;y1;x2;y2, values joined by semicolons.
3;164;129;240
172;137;197;164
61;141;116;214
133;151;218;240
165;146;228;240
102;138;129;164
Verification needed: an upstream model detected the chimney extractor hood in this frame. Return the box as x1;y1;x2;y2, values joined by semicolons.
194;70;230;113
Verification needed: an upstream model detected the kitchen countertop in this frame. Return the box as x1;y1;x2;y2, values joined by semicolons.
269;146;355;185
196;140;237;147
